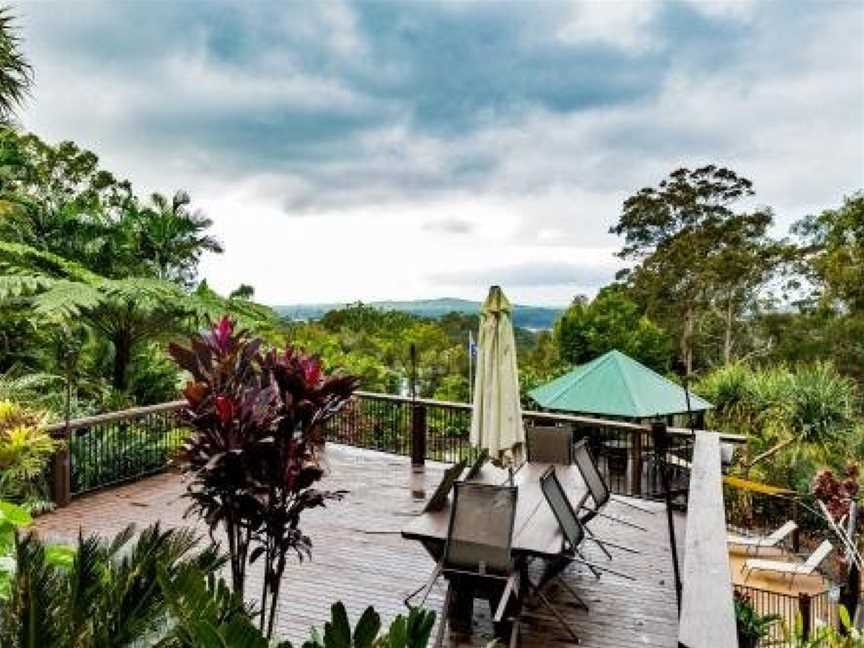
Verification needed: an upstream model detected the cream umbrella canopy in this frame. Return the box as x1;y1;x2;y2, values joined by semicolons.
470;285;524;462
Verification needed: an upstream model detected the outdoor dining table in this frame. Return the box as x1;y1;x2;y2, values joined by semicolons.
401;461;589;635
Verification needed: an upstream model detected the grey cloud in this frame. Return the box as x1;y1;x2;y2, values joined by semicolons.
422;218;474;235
15;0;863;223
429;262;615;289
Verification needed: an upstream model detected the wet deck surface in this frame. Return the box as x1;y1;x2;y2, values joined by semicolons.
36;444;683;646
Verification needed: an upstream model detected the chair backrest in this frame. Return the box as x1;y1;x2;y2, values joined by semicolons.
423;459;467;513
802;540;833;572
767;520;798;544
443;482;517;575
573;439;610;508
540;466;585;551
527;425;573;464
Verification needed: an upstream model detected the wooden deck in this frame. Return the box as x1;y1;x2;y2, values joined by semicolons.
35;444;683;647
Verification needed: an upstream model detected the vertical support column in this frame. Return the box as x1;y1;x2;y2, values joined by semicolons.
798;592;812;640
631;429;643;497
51;428;72;507
792;499;801;553
411;403;427;471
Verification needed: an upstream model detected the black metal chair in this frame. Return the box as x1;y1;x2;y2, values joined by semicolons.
533;466;637;643
409;482;520;647
526;425;573;464
572;440;650;554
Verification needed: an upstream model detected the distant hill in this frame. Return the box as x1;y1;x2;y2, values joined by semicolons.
274;298;564;330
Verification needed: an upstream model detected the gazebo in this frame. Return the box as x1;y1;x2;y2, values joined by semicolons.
527;349;712;426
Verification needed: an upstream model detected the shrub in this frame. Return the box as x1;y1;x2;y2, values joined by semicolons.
169;316;358;638
0;400;58;510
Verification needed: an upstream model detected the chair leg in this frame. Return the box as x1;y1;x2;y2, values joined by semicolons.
585;525;613;561
555;576;589;611
536;589;581;644
576;548;602;579
434;583;452;648
509;619;520;648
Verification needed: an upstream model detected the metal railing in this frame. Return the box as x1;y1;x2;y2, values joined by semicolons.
734;583;836;645
326;391;744;500
44;391;744;506
45;400;186;502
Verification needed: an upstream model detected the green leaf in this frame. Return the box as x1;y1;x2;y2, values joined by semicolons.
324;601;352;648
44;544;75;569
0;500;32;528
352;606;381;648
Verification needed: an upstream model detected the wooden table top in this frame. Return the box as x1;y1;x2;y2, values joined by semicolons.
401;461;587;558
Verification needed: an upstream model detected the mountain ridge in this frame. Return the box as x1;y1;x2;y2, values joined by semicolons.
273;297;564;329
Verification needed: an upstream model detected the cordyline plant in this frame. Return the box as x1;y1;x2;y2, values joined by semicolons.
169;317;358;638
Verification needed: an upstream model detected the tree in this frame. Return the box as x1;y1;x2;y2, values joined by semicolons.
0;241;280;391
230;283;255;300
611;166;787;374
0;9;32;125
553;285;672;373
794;191;864;312
134;190;223;285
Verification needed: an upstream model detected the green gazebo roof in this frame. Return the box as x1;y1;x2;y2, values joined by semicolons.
528;349;712;419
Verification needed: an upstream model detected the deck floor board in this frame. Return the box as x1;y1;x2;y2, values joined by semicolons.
35;444;682;647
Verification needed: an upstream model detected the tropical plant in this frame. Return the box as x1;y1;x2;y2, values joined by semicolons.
735;589;780;648
697;362;860;488
169;316;358;638
297;601;435;648
0;400;58;509
0;522;226;648
0;240;281;391
0;9;32;125
134;190;223;286
785;606;864;647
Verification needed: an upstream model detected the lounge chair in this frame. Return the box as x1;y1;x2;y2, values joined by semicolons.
742;540;833;589
728;521;798;554
526;425;573;464
409;482;521;647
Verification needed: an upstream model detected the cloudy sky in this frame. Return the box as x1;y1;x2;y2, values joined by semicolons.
14;0;864;306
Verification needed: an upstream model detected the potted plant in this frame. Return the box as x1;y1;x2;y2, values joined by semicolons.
735;590;780;648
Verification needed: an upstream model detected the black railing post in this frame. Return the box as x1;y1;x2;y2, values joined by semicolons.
799;592;812;640
652;420;683;613
411;403;427;470
51;427;72;508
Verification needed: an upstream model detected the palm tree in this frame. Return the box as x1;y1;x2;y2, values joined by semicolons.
135;191;223;286
0;7;32;125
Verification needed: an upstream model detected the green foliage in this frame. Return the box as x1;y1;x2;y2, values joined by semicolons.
0;522;226;648
795;192;864;312
0;400;58;509
784;606;864;647
0;9;32;124
553;285;672;373
697;362;861;489
298;602;435;648
734;590;780;644
612;165;792;373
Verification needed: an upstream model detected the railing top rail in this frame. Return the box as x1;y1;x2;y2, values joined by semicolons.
43;390;747;444
678;432;737;648
44;400;186;435
354;390;746;443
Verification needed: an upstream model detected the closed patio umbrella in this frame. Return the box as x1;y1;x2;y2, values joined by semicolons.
470;285;524;463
